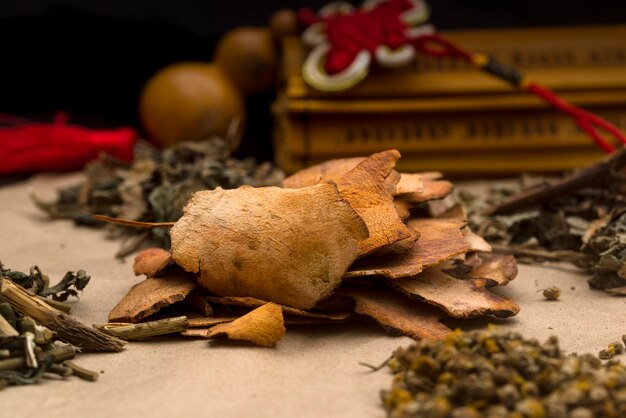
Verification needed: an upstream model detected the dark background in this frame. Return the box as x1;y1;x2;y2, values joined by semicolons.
2;0;626;160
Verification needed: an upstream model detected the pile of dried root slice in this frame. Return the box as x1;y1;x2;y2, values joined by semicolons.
103;150;520;347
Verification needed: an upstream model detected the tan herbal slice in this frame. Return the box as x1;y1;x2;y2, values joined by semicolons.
468;255;518;288
205;296;351;320
346;219;470;279
170;183;368;310
387;268;520;318
133;247;172;277
108;271;196;323
282;157;365;188
394;199;411;221
337;286;451;340
336;150;411;256
396;180;454;203
205;303;285;347
462;227;492;252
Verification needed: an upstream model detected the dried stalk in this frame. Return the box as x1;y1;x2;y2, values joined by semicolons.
0;314;18;337
94;316;189;341
490;244;594;266
64;361;99;382
485;146;626;215
0;278;125;352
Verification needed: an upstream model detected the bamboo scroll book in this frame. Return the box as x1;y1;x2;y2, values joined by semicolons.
273;25;626;175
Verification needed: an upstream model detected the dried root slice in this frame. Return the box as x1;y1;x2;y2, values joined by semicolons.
396;180;454;203
337;286;451;340
394;200;412;221
395;172;443;195
373;227;420;256
282;157;366;188
468;255;518;288
205;296;351;320
462;227;492;252
434;203;468;222
205;303;285;347
347;219;470;279
387;268;520;318
336;150;411;256
108;271;196;323
170;183;368;310
133;247;172;277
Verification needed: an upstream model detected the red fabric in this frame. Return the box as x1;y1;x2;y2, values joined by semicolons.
0;116;136;176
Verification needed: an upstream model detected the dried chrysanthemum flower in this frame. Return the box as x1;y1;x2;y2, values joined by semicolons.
542;286;561;301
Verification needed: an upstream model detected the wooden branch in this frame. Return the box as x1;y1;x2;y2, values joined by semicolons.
485;146;626;215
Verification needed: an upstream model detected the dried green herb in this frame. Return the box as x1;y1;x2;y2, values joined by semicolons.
382;328;626;418
458;150;626;292
34;138;284;257
0;262;90;304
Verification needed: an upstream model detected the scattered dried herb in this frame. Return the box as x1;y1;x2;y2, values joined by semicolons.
0;263;110;389
34;138;284;258
459;147;626;293
382;327;626;418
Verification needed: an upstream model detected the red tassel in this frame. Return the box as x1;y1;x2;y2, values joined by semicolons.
0;116;136;176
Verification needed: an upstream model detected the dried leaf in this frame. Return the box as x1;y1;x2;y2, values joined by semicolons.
396;180;454;203
205;296;351;320
170;184;368;310
108;271;196;322
337;286;451;340
206;302;285;347
133;247;172;277
346;219;470;279
336;150;411;256
387;268;520;318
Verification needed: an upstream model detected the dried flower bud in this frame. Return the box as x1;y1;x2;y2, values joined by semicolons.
542;286;561;301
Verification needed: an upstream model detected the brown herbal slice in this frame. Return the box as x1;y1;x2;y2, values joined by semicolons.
205;296;351;320
346;219;470;279
133;247;172;277
373;227;420;256
184;290;214;316
387;268;520;318
170;183;368;310
205;303;285;347
336;150;410;256
337;286;451;340
396;180;454;203
468;255;518;288
435;203;468;222
108;271;196;323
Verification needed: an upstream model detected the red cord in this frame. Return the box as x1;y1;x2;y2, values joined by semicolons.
298;1;626;154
